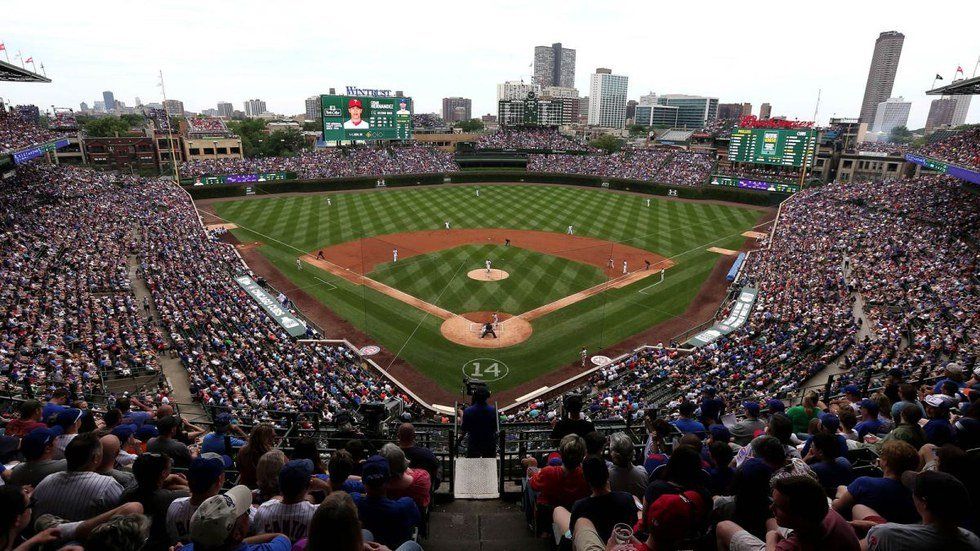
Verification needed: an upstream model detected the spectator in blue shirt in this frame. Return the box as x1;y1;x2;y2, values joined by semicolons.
201;413;247;458
801;413;848;458
115;396;151;427
855;399;886;441
805;432;853;497
41;388;69;423
931;362;966;394
672;402;706;439
832;440;920;524
352;455;420;548
460;386;497;458
922;394;956;447
699;387;725;426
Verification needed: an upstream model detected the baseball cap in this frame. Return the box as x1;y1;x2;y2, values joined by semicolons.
56;408;83;427
708;424;731;442
21;427;57;460
188;454;226;491
213;413;233;431
361;455;391;485
818;413;840;432
135;424;159;441
766;399;786;413
190;485;252;547
279;459;314;496
923;394;951;409
843;385;860;396
859;399;879;414
645;490;707;543
743;401;760;415
946;362;964;375
348;99;363;109
111;423;138;443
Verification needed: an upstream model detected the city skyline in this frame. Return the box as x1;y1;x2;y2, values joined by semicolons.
2;0;978;128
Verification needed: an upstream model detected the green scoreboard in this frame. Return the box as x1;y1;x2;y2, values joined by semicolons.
320;95;413;142
728;128;816;168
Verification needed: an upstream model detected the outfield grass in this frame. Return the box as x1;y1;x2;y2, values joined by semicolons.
369;244;607;314
213;185;763;397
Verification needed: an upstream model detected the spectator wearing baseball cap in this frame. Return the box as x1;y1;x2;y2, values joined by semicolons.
922;394;956;447
730;401;767;446
31;432;124;521
718;475;859;551
672;402;706;439
698;386;725;426
351;455;420;548
167;453;227;545
52;408;83;459
932;362;967;394
855;399;886;441
7;427;66;486
201;413;246;459
251;459;317;543
184;485;288;551
864;471;980;550
801;413;848;460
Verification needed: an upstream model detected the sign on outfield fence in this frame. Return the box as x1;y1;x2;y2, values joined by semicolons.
686;286;758;348
233;275;307;337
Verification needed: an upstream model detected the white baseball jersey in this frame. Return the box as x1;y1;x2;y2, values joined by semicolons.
485;260;491;270
166;497;196;544
343;119;370;129
32;471;123;521
251;498;317;542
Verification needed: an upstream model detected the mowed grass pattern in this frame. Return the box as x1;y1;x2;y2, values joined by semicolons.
370;244;607;314
213;185;763;394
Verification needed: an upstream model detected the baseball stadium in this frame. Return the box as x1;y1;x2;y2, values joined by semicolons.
2;11;980;551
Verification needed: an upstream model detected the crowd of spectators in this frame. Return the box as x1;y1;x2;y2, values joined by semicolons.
49;112;79;131
1;394;439;551
917;127;980;170
186;117;231;136
0;106;66;152
509;172;978;425
475;128;592;151
528;148;715;186
410;114;446;130
179;145;459;181
851;142;908;156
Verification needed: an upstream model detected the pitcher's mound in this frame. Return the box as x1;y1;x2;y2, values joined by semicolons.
441;311;532;348
467;269;509;281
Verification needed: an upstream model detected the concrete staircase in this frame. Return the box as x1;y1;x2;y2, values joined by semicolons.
424;499;550;551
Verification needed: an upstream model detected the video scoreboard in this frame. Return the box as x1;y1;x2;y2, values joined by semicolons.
320;95;413;142
728;128;816;168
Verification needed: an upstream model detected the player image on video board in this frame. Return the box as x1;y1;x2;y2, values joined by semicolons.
321;94;413;142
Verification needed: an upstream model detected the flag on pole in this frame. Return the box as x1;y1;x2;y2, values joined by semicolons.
24;57;32;63
956;66;964;74
0;43;5;50
935;74;944;80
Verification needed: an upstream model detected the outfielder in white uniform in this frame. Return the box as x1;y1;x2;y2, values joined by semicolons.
567;225;574;235
296;259;302;270
476;188;480;197
646;198;651;207
393;248;398;262
326;197;331;206
445;221;450;230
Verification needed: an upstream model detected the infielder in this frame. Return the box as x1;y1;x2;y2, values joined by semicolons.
607;257;614;269
566;225;574;235
622;260;628;274
316;250;325;260
296;259;302;271
485;258;492;275
445;221;451;230
491;312;499;325
645;260;651;270
393;248;398;262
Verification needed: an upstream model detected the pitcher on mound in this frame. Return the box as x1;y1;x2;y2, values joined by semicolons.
485;258;492;275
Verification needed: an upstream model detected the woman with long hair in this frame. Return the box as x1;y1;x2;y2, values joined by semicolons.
236;423;276;488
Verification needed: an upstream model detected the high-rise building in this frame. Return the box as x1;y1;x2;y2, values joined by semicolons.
870;96;911;136
497;81;540;101
533;43;576;88
717;103;743;119
588;68;628;129
244;99;267;117
925;98;957;134
741;103;752;117
579;96;589;122
93;101;105;113
858;31;905;124
304;96;321;121
759;103;772;119
951;94;972;126
634;104;680;127
134;97;142;107
217;102;234;118
103;91;116;112
442;97;472;122
79;102;89;112
541;87;580;126
655;94;719;128
163;99;185;117
626;100;638;122
638;92;658;106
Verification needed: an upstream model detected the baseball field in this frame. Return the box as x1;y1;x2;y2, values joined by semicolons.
206;184;765;405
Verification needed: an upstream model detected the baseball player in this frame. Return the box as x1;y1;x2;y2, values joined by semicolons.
326;197;332;206
607;257;614;269
622;260;628;274
485;258;492;275
492;312;499;325
393;248;398;263
566;225;574;235
646;198;651;207
504;238;511;247
580;347;588;368
296;259;302;271
316;250;325;260
480;321;497;339
444;221;451;230
645;260;651;271
476;188;480;197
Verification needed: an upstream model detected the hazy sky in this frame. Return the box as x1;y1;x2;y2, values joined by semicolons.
2;0;978;128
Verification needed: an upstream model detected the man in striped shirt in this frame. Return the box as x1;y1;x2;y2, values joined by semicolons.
32;433;124;521
251;459;317;542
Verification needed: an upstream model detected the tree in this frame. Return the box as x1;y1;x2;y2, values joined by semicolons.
258;129;305;157
628;124;648;137
83;116;135;137
455;119;484;132
227;119;268;157
302;121;321;132
589;134;625;154
888;125;913;144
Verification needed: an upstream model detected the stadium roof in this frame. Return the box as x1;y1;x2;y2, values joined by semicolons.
0;59;50;83
926;75;980;96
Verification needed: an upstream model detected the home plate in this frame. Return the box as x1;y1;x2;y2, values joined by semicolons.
708;247;739;256
742;231;767;239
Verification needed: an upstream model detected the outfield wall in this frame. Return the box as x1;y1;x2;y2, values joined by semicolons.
184;171;787;206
